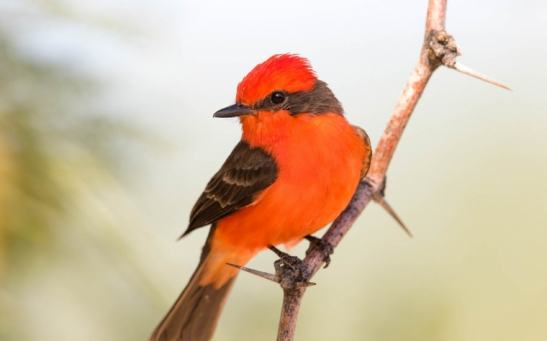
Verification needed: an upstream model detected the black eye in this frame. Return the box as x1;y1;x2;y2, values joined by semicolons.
271;92;285;104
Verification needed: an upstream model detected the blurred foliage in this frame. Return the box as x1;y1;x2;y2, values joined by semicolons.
0;2;179;338
0;2;174;340
0;27;162;339
0;32;118;276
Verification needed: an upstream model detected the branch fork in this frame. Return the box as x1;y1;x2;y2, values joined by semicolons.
429;30;510;90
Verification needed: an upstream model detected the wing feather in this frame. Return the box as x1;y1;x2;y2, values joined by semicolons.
182;141;278;237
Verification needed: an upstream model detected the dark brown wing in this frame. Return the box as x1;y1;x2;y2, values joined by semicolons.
181;141;278;237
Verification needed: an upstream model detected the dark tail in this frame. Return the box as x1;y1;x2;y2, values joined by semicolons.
150;226;237;341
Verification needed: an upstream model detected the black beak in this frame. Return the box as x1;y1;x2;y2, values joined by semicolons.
213;104;256;118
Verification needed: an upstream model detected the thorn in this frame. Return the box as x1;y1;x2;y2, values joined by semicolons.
373;194;413;238
450;62;511;90
295;281;316;288
226;263;279;283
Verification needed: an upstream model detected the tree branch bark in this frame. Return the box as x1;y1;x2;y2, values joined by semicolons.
275;1;445;339
264;1;506;340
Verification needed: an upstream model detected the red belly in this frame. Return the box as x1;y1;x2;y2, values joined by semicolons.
201;113;366;287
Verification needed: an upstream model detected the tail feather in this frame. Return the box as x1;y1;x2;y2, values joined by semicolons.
150;268;236;341
150;225;237;341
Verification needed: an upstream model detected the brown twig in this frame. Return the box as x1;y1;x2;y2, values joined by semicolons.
235;1;508;340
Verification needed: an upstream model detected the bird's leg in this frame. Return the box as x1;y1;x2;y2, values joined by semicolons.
227;246;315;289
268;245;313;289
268;245;306;273
304;235;334;268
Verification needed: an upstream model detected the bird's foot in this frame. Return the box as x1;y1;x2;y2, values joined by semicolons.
305;235;334;268
268;245;314;290
228;245;316;290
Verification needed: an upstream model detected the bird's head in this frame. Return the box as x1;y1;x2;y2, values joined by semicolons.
213;54;343;125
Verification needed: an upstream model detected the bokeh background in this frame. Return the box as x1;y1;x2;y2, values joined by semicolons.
1;0;546;340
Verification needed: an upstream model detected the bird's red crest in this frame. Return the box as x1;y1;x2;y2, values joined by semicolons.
236;54;317;106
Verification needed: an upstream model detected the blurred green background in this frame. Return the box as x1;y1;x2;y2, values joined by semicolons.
1;0;546;340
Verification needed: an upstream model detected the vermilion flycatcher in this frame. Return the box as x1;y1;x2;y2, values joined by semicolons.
150;54;371;341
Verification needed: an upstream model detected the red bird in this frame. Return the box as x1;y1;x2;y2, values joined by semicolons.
150;54;371;341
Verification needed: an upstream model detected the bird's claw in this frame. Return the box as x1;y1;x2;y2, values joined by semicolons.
268;245;314;290
305;235;334;268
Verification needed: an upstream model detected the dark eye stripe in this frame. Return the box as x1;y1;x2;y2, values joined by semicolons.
251;80;343;116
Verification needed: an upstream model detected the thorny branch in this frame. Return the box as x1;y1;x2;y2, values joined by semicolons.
233;1;509;340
